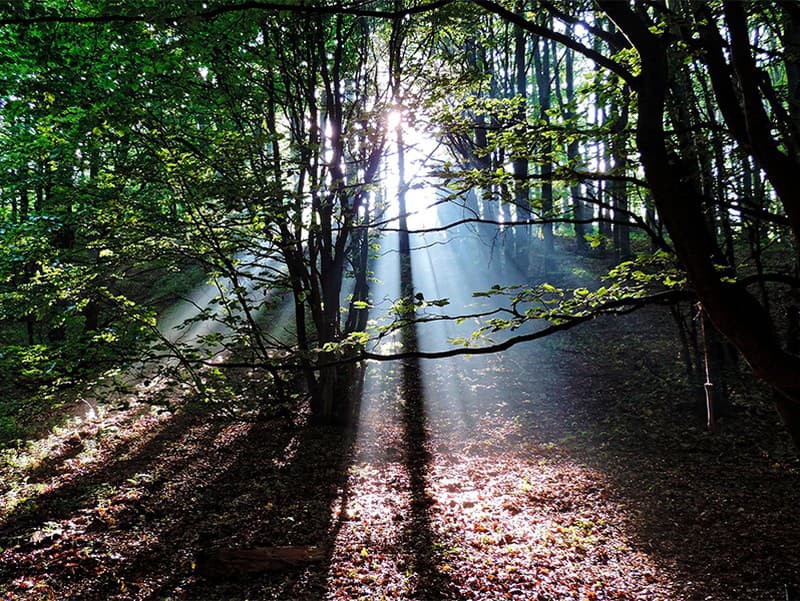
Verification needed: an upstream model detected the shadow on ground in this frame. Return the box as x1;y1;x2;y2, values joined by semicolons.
429;303;800;601
0;399;360;600
535;308;800;601
398;247;456;599
2;245;799;601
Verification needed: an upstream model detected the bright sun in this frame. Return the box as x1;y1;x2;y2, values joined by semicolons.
387;109;403;131
383;107;443;230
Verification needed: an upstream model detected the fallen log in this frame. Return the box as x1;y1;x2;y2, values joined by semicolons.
196;545;326;577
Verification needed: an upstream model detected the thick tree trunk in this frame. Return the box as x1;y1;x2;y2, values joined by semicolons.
601;1;800;447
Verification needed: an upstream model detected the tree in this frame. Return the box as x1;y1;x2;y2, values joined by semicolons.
1;0;799;449
128;9;390;421
0;2;393;423
424;0;800;445
594;0;800;445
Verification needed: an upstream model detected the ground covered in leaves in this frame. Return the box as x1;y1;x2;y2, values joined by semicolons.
1;307;799;600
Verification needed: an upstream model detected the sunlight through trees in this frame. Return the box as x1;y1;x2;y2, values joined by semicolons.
1;2;800;597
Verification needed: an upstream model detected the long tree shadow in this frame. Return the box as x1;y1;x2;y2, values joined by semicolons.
0;409;222;544
143;413;360;601
397;244;456;599
0;392;364;600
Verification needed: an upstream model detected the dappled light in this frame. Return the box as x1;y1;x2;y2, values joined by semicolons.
2;1;800;599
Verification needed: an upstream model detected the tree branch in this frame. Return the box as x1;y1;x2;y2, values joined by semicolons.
0;0;456;26
471;0;638;88
208;289;690;369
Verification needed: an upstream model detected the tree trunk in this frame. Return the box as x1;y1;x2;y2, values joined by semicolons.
533;25;554;271
565;29;588;253
600;1;800;448
512;1;530;272
609;87;630;261
785;5;800;159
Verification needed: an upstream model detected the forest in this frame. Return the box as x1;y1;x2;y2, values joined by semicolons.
1;0;799;599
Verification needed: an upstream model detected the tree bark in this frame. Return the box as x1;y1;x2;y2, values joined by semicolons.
565;28;588;253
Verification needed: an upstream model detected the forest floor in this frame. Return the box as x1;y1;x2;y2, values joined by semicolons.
1;303;800;600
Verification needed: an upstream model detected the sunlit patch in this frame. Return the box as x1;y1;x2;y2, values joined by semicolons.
321;215;678;597
0;399;167;517
272;435;300;468
325;454;415;597
0;398;264;599
322;344;678;599
425;457;672;599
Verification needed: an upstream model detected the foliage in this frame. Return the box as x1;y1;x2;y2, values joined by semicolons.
0;0;799;439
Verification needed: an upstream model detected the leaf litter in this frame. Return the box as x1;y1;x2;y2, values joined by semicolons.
0;307;799;600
